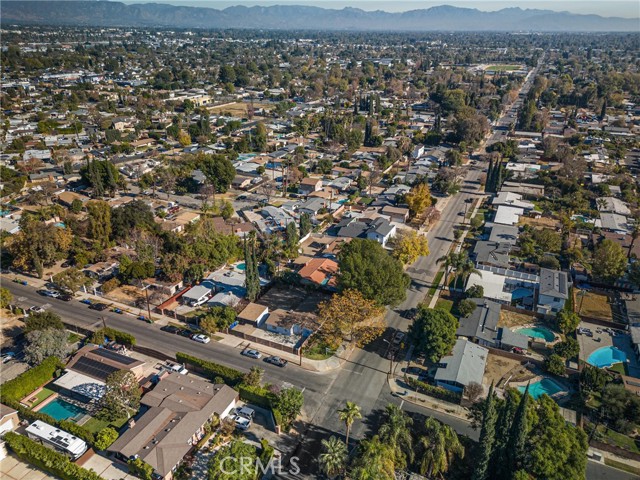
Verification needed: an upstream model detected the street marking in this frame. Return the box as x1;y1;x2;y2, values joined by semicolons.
342;369;363;375
400;400;405;409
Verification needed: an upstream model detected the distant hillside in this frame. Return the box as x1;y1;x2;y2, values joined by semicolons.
1;1;638;32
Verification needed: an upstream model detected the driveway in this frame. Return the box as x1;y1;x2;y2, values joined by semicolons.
0;455;50;480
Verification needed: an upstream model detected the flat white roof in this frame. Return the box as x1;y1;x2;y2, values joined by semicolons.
26;420;88;457
494;205;524;226
53;370;106;400
466;271;512;303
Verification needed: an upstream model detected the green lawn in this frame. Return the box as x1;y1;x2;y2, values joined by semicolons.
428;270;445;297
28;388;56;408
605;458;640;476
596;425;640;454
83;415;128;434
304;339;335;360
67;332;83;344
607;362;628;375
435;298;454;313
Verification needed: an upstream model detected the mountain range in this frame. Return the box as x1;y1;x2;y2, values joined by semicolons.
2;1;638;32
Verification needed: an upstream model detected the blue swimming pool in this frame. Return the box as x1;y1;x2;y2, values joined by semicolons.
515;326;556;342
511;287;534;300
587;346;627;368
236;262;246;271
38;398;87;421
53;222;66;228
519;377;566;400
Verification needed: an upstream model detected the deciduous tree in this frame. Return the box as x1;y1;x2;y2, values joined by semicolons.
408;306;458;362
99;370;141;421
391;230;430;265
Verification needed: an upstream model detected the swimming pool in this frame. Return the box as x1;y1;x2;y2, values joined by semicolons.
515;326;556;343
235;262;246;271
37;398;87;421
511;287;533;300
53;222;66;228
519;377;566;399
587;346;627;368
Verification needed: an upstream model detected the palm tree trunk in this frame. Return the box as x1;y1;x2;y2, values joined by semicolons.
345;424;350;446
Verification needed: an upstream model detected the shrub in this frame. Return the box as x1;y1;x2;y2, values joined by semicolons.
175;352;244;386
238;384;276;408
89;327;136;347
0;356;63;404
100;277;121;294
94;427;119;450
4;432;104;480
545;354;566;376
406;377;462;404
128;458;154;480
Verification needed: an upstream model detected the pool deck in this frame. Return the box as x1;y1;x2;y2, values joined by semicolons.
578;320;640;377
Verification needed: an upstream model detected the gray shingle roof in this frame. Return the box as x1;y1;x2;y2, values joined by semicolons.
456;299;501;343
434;338;488;387
539;268;569;299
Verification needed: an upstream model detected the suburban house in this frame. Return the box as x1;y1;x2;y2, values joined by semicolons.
336;216;396;246
472;241;512;269
298;197;327;217
434;338;488;393
491;192;535;211
109;373;238;480
381;205;410;224
83;261;118;281
237;302;269;327
456;299;501;347
57;191;90;207
466;265;538;306
487;224;520;245
181;281;215;307
263;308;317;337
57;345;146;402
536;268;570;315
0;404;19;435
298;257;338;289
494;205;524;226
299;177;322;195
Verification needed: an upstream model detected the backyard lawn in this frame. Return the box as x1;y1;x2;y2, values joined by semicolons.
82;415;128;434
28;387;56;408
576;290;613;320
499;309;537;329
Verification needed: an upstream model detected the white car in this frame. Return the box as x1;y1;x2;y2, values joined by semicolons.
242;349;262;359
43;290;60;298
167;363;189;375
28;306;45;314
235;406;255;420
230;414;251;430
191;334;211;344
392;331;405;345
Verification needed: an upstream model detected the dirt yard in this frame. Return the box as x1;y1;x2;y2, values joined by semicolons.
104;285;144;308
499;309;537;328
207;102;273;116
519;216;562;229
484;353;530;386
1;313;25;348
576;290;613;320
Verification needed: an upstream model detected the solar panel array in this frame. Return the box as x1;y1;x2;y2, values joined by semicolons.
73;357;119;380
94;348;137;365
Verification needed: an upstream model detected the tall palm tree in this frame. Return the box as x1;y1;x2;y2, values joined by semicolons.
378;404;413;469
436;252;458;293
455;255;481;290
418;417;464;478
350;435;395;480
319;436;347;478
338;401;362;446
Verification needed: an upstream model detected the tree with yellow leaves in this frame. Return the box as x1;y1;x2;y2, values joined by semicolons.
317;289;385;348
405;182;432;218
391;230;430;265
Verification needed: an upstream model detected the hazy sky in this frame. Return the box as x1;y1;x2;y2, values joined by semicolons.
120;0;640;18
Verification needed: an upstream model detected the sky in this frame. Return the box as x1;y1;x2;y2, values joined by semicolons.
119;0;640;18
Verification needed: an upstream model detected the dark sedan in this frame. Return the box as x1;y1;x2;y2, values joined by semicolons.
88;303;109;311
160;325;181;334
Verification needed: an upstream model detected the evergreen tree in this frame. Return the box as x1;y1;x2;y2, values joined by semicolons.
506;384;530;478
495;161;504;191
472;383;497;480
244;232;259;301
486;158;494;192
491;391;518;480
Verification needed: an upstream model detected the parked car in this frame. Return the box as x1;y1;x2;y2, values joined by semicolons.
235;406;255;419
512;347;525;355
192;334;211;344
80;299;92;305
1;352;16;364
242;349;262;359
58;293;73;302
89;303;109;311
112;307;123;314
178;329;194;338
38;289;60;298
160;325;181;334
166;363;188;375
28;306;45;314
230;414;251;431
265;356;287;367
392;331;405;345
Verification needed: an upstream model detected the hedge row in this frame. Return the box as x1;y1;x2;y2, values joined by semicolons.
176;352;244;386
4;432;104;480
406;377;462;404
89;327;136;346
238;384;283;428
0;356;63;404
